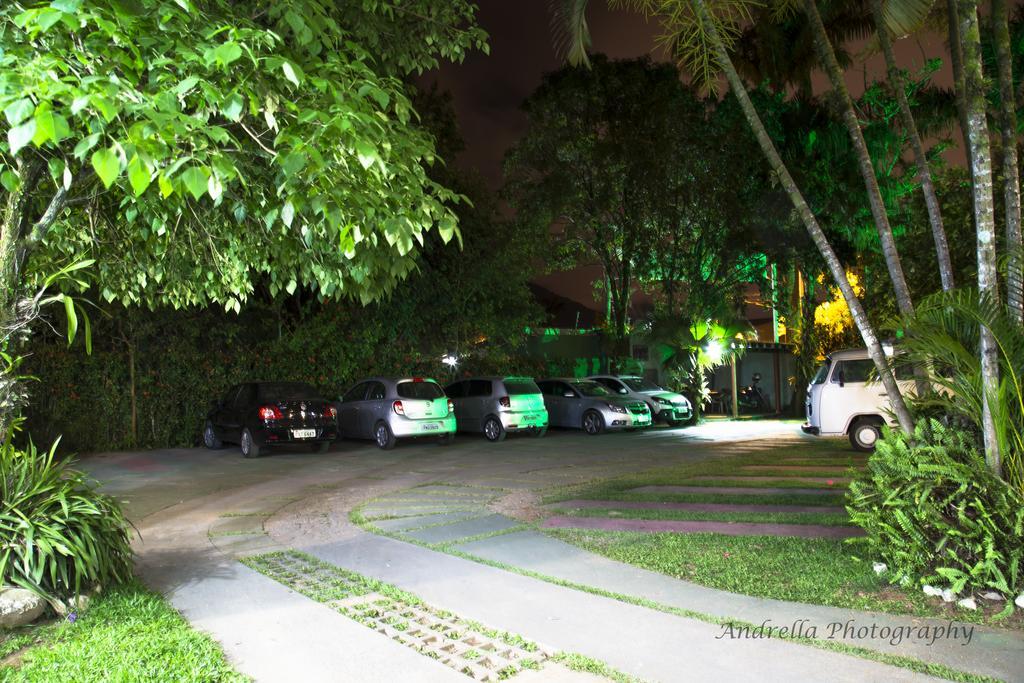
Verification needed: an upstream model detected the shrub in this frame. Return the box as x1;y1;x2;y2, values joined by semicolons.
847;419;1024;598
0;423;133;604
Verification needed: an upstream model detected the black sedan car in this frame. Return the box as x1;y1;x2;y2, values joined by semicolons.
203;381;338;458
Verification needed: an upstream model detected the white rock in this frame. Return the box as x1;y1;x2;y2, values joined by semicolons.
923;585;942;597
1016;593;1024;610
979;591;1004;602
941;589;957;603
957;597;978;611
0;586;46;628
872;562;887;575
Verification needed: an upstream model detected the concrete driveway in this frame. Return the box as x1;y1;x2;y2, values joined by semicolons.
73;422;1020;683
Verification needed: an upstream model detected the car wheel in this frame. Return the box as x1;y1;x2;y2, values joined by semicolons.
533;426;547;438
483;416;506;442
849;418;883;452
203;421;224;449
374;422;396;450
240;428;261;458
582;410;604;435
315;441;330;454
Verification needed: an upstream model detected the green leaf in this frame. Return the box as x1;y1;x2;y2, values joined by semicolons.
50;0;82;12
63;295;78;346
91;147;120;188
356;141;377;170
211;41;242;67
281;200;295;227
179;166;208;200
127;155;152;196
72;133;100;160
3;98;34;126
221;93;244;122
281;61;302;86
8;119;36;155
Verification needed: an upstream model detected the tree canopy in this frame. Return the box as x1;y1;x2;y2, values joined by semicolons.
0;0;486;317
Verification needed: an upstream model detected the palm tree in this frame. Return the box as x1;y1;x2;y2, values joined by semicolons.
553;0;916;433
801;0;917;319
955;0;1002;475
869;0;955;292
992;0;1023;324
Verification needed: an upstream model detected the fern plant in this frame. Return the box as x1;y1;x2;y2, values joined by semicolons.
847;419;1024;598
0;420;133;604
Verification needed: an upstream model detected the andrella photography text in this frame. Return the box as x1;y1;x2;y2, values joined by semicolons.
716;619;976;647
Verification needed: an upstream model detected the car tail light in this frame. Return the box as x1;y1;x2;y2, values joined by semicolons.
447;398;454;415
499;396;511;408
324;405;337;419
393;400;405;415
258;405;283;421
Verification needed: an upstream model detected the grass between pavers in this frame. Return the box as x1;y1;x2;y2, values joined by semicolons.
596;490;847;507
547;506;853;527
242;550;635;682
349;504;998;683
0;580;244;683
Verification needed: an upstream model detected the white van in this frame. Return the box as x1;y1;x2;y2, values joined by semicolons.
801;346;914;451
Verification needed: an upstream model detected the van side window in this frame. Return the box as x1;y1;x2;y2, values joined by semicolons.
832;359;875;383
367;382;386;401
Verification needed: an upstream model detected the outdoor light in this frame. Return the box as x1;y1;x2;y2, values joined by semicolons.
704;340;724;362
441;354;459;367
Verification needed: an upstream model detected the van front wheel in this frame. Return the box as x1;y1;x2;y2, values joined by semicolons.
849;418;883;452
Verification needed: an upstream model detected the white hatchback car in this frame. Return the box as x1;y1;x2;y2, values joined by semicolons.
801;347;914;451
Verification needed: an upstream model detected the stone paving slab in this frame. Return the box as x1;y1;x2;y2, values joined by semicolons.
404;514;522;545
541;515;864;539
630;485;844;497
371;512;485;532
449;531;1022;681
689;475;851;485
548;499;847;515
361;504;485;519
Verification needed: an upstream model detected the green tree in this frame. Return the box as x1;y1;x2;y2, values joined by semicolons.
0;0;485;435
504;56;676;351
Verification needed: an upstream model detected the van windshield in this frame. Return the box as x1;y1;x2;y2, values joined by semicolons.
811;362;830;385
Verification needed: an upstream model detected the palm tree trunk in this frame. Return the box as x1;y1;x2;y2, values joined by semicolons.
804;0;915;319
870;0;955;292
947;0;972;174
692;0;914;434
956;0;1002;476
993;0;1024;324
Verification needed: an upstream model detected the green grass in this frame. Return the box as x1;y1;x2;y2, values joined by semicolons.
539;438;1023;629
549;506;853;527
0;581;243;682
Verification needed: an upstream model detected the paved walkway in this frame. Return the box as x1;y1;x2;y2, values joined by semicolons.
75;423;1024;682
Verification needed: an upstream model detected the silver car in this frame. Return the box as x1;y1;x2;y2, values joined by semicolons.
537;378;652;434
588;375;693;426
337;377;456;450
445;376;549;441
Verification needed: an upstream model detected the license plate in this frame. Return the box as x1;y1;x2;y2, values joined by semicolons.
421;422;439;431
292;429;316;439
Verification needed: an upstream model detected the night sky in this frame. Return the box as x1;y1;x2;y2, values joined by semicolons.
425;1;962;307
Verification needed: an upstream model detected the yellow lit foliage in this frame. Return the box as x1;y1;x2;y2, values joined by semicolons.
813;271;865;338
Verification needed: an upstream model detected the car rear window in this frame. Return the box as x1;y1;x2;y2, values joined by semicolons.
397;380;444;399
504;380;540;395
257;382;321;401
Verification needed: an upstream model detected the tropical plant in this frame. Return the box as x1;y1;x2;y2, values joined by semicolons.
645;316;751;420
0;420;134;605
847;419;1024;599
896;287;1024;493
